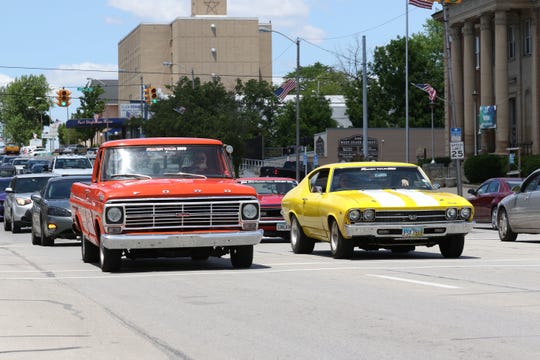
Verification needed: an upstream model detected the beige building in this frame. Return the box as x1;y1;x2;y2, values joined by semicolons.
118;0;272;103
440;0;540;157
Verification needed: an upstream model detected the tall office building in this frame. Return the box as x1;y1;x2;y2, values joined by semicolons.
118;0;272;103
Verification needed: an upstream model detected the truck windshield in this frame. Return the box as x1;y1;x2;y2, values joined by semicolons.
101;145;234;180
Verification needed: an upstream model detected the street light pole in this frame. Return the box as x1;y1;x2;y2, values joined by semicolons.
259;27;301;181
430;101;435;163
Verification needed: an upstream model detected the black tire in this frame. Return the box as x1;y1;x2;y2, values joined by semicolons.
290;216;315;254
3;214;11;231
99;240;122;272
230;245;253;268
81;235;99;263
439;234;465;258
11;218;21;233
498;208;517;242
490;208;498;230
40;222;54;246
191;247;212;261
330;220;354;259
31;226;41;245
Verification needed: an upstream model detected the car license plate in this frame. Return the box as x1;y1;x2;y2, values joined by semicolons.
402;226;424;238
276;222;290;231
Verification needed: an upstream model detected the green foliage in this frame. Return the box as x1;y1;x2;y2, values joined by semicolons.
72;85;107;145
519;155;540;178
0;74;52;144
464;154;506;183
283;62;349;96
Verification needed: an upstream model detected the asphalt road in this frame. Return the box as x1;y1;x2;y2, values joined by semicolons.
1;224;540;359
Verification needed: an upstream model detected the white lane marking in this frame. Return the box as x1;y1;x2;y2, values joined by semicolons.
366;274;461;289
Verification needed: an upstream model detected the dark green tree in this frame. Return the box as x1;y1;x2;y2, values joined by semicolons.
0;74;52;144
72;85;106;145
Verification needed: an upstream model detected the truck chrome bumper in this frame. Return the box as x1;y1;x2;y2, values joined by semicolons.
101;230;263;249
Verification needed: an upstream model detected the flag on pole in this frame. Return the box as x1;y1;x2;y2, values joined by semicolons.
274;78;298;101
413;83;437;101
409;0;433;9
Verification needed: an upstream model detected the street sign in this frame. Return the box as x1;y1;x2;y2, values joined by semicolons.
450;141;464;159
451;127;462;142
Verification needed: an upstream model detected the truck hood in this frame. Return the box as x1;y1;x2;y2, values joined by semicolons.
97;178;257;200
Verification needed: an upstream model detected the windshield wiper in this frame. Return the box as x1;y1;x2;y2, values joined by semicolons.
163;172;207;179
110;173;152;180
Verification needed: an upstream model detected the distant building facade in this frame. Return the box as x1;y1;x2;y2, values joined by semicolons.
439;0;540;156
118;0;272;104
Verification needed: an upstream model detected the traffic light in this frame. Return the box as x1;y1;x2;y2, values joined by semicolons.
144;86;151;104
56;88;71;107
150;87;158;103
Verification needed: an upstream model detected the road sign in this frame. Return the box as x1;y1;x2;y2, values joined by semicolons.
450;141;464;160
451;128;461;142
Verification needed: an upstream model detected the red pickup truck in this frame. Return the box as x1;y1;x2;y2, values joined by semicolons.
70;137;263;272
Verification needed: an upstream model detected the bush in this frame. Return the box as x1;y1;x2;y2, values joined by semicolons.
464;154;505;183
521;155;540;178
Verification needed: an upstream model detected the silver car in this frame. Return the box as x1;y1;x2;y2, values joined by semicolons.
3;173;56;233
497;168;540;241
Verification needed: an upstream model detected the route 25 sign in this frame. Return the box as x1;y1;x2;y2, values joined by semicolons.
450;142;464;160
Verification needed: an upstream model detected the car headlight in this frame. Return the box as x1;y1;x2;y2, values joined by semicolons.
460;207;472;220
106;206;123;223
16;197;32;206
363;209;376;222
242;203;259;220
47;206;71;217
348;209;361;222
445;208;458;220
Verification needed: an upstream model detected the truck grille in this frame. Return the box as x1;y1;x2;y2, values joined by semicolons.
111;197;254;230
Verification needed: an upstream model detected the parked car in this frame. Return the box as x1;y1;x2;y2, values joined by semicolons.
281;162;474;259
497;169;540;242
31;175;91;246
467;177;522;229
3;173;57;233
64;144;88;155
12;157;30;174
236;177;297;239
0;176;14;222
50;155;93;175
24;158;53;174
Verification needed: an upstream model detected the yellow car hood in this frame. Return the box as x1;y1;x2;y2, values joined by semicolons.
333;189;470;209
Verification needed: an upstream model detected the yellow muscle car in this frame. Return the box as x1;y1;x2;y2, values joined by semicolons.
281;162;474;259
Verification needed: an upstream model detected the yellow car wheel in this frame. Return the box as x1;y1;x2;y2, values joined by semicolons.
290;216;315;254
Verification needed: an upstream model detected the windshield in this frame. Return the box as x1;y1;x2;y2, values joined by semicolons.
330;166;433;191
241;180;297;195
55;157;92;169
101;144;234;180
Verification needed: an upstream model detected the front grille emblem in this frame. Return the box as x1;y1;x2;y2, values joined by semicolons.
408;214;418;221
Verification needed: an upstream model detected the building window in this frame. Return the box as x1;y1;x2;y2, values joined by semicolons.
475;35;480;69
524;20;532;56
508;25;516;59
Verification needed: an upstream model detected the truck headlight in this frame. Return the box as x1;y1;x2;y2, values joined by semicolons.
242;203;258;220
106;206;123;223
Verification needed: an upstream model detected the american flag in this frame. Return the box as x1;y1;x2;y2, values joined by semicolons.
274;78;298;101
409;0;433;10
413;83;437;101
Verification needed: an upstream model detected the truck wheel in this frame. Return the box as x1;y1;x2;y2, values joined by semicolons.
290;215;315;254
100;241;122;272
81;235;99;263
330;220;354;259
40;222;54;246
439;234;464;258
230;245;253;268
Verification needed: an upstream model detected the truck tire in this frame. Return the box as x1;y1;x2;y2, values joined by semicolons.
290;216;315;254
230;245;253;268
81;235;99;263
439;234;465;258
100;241;122;272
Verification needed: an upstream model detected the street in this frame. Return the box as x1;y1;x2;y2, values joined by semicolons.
1;225;540;359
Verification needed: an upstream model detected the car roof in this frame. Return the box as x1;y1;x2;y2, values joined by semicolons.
47;175;91;184
316;161;419;170
13;173;57;179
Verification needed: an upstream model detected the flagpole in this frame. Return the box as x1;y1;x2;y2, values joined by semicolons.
405;0;410;163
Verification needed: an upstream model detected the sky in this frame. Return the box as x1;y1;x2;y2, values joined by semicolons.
1;0;442;122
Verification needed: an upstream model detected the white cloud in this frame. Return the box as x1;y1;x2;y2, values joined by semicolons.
0;74;14;87
46;63;118;89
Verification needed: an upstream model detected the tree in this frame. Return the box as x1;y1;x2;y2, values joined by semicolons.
72;84;106;145
283;62;349;96
0;74;52;144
